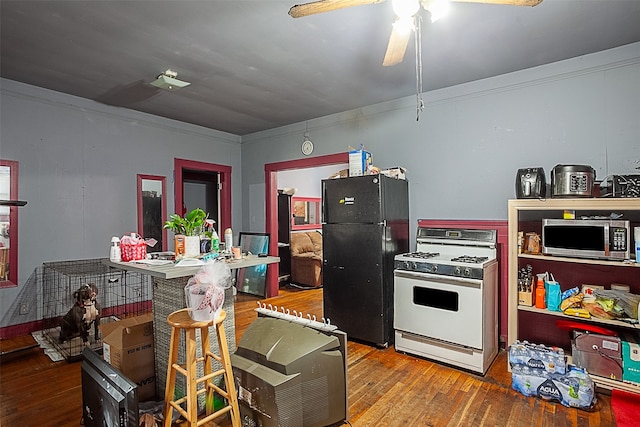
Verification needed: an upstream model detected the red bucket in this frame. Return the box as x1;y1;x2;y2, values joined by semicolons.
120;234;147;261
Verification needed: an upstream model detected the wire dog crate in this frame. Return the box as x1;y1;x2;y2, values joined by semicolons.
41;258;152;361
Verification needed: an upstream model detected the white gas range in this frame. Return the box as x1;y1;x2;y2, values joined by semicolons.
393;227;499;374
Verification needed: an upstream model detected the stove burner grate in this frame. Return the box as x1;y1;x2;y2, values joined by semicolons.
450;255;489;264
403;252;440;259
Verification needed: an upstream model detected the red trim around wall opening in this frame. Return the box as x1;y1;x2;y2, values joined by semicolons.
265;153;349;297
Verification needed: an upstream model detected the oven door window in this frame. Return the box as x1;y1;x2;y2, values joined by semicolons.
413;286;459;312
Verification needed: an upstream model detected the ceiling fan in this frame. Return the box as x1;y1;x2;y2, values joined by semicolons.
289;0;543;66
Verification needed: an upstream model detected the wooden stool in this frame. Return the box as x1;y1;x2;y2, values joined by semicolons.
163;308;240;427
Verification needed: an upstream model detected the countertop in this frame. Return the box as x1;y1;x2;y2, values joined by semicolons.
102;255;280;279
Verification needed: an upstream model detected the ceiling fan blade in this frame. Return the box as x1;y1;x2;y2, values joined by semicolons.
382;20;412;67
289;0;384;18
450;0;543;7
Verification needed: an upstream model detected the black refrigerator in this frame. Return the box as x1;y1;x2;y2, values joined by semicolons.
322;174;409;347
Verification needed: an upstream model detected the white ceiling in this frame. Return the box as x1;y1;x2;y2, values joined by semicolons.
2;0;640;136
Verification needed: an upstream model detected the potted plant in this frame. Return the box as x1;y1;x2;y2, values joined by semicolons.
164;208;206;257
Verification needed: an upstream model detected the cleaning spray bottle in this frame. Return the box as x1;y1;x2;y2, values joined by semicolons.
211;227;220;252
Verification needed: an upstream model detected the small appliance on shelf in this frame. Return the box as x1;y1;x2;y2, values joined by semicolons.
515;167;546;199
550;164;596;198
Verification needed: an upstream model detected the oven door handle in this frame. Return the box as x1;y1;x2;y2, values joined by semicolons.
394;270;482;288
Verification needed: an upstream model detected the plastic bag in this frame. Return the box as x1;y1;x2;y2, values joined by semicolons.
593;289;640;319
184;261;232;321
545;273;562;312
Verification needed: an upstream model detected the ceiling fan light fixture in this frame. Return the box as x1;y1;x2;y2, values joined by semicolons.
424;0;450;23
150;69;191;90
392;0;420;18
393;16;415;35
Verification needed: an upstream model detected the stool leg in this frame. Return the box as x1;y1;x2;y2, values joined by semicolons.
163;326;180;427
200;325;215;416
186;328;198;427
216;321;241;427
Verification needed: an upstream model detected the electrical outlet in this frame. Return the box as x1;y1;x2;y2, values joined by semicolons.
19;303;29;315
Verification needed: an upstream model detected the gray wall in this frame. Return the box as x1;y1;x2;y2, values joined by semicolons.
277;164;347;198
1;42;639;330
240;42;640;246
0;80;242;326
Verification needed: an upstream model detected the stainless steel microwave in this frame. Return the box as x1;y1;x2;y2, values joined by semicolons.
542;219;630;260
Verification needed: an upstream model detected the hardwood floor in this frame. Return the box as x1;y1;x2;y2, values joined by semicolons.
1;287;615;426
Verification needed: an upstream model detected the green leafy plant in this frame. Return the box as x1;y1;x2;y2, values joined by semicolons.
163;208;207;236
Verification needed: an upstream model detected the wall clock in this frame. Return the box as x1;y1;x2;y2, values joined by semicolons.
301;139;314;156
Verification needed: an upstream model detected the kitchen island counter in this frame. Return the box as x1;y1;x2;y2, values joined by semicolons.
103;255;279;398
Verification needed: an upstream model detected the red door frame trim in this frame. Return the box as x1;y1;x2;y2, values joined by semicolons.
173;158;232;241
0;159;19;288
137;174;168;251
265;153;349;297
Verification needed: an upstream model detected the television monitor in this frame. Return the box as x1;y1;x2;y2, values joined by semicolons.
237;232;270;297
81;347;139;427
231;314;348;427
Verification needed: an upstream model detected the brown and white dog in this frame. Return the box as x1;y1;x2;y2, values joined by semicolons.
59;283;100;345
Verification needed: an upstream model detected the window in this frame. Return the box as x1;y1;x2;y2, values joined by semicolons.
0;160;21;287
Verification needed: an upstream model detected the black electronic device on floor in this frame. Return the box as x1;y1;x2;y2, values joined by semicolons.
81;347;139;427
231;307;348;427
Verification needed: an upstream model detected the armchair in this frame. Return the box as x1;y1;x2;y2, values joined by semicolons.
289;231;322;288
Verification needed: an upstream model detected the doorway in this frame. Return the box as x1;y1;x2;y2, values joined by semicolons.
174;158;232;243
265;152;349;297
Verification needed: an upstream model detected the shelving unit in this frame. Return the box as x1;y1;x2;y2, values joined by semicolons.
507;198;640;394
277;193;292;284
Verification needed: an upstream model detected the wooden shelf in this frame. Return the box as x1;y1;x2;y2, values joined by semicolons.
507;198;640;211
508;198;640;396
564;355;640;394
0;199;27;206
518;253;639;267
591;374;640;394
518;305;639;330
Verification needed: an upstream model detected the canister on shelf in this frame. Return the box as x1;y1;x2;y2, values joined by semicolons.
175;235;185;257
535;277;546;310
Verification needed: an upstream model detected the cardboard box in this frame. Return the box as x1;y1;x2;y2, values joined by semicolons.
348;149;372;177
571;331;622;380
101;313;156;401
622;333;640;384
